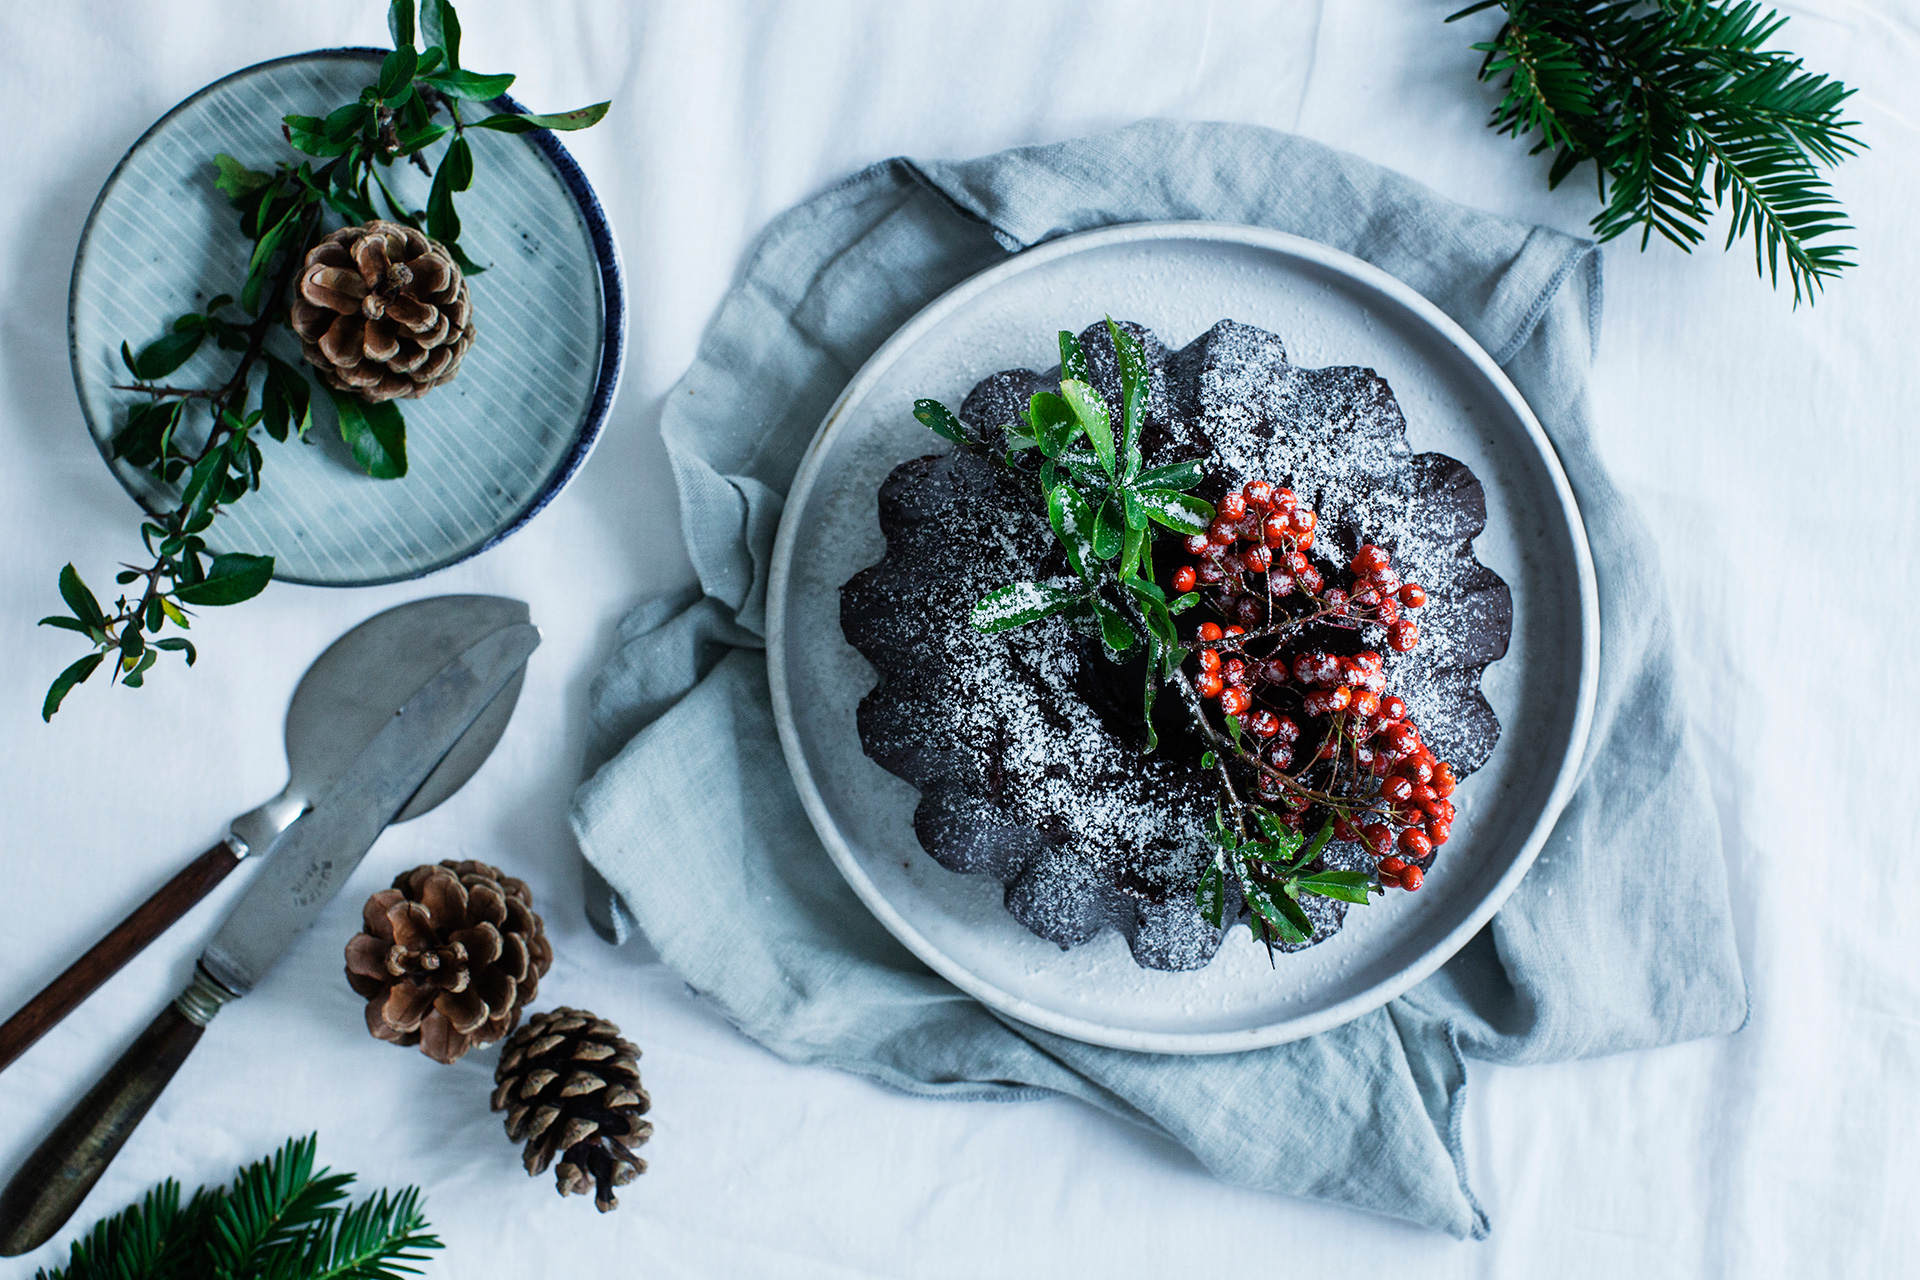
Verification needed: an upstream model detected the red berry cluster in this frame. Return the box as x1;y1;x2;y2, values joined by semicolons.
1174;477;1453;893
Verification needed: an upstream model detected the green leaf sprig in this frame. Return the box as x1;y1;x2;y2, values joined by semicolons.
32;1134;441;1280
1448;0;1863;304
39;0;609;718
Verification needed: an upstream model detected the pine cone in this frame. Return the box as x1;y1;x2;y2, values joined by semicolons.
290;219;476;403
491;1008;652;1212
345;860;552;1064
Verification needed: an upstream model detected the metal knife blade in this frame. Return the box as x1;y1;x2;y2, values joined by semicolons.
198;622;541;996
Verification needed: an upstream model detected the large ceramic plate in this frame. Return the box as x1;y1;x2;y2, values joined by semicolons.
767;222;1597;1054
69;48;623;586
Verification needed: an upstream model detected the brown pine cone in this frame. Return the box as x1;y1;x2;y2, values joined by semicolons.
345;860;552;1064
290;219;476;403
491;1008;652;1212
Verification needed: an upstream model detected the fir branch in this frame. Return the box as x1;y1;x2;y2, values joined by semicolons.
1449;0;1863;303
33;1136;442;1280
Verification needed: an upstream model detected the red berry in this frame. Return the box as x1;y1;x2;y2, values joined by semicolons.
1219;492;1248;521
1400;865;1425;892
1363;825;1394;856
1297;566;1323;594
1325;588;1350;611
1399;827;1433;858
1353;586;1382;609
1196;671;1225;699
1411;782;1436;804
1172;565;1197;593
1399;583;1427;609
1351;545;1392;577
1266;743;1293;769
1183;534;1211;556
1272;487;1298;510
1235;596;1264;627
1295;528;1315;550
1332;816;1359;842
1295;651;1340;685
1369;568;1400;594
1289;507;1317;535
1351;688;1381;717
1244;480;1274;509
1269;574;1295;598
1375;598;1400;625
1272;714;1300;743
1208;518;1237;547
1223;624;1245;636
1379;855;1407;876
1223;657;1247;685
1283;550;1310;575
1380;775;1413;804
1378;722;1419;758
1400;756;1435;785
1198;622;1223;641
1388;620;1420;652
1196;561;1225;585
1378;868;1402;889
1317;740;1338;759
1379;694;1408;722
1240;545;1272;572
1354;742;1377;771
1219;687;1251;716
1432;763;1457;797
1198;647;1221;672
1262;513;1290;546
1302;688;1341;717
1426;821;1451;847
1248;709;1279;738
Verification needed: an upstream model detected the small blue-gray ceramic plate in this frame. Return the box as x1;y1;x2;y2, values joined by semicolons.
69;48;624;586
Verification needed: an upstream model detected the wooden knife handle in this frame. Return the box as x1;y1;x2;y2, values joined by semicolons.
0;840;240;1076
0;984;219;1257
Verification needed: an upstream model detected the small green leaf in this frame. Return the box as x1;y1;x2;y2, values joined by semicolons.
422;0;461;68
1196;861;1226;928
322;102;375;143
969;581;1081;632
1135;488;1214;536
1058;329;1088;383
1253;809;1303;852
128;329;205;380
1297;817;1336;869
330;388;409;479
57;565;107;630
1201;750;1217;769
378;47;419;101
1168;591;1199;614
421;68;515;101
42;653;104;721
1293;870;1375;905
1026;391;1080;458
1142;676;1159;753
1105;317;1148;477
1120;523;1144;580
1091;598;1134;656
1226;714;1243;746
283;114;355;158
212;154;273;201
913;399;968;444
388;0;417;48
469;103;611;133
1246;879;1311;945
1059;379;1115;478
38;615;91;635
172;554;274;607
1048;485;1098;583
1121;576;1168;606
155;637;198;665
1275;891;1316;940
1092;495;1126;559
1134;460;1205;491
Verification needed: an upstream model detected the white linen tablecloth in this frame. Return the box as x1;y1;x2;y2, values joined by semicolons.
1;2;1913;1275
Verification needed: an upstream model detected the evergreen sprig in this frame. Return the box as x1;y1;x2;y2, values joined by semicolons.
33;1135;441;1280
1449;0;1863;303
39;0;609;719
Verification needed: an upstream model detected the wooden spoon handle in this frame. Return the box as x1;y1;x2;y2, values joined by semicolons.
0;840;241;1075
0;975;227;1257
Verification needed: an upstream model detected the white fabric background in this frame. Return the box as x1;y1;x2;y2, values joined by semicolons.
1;2;1913;1275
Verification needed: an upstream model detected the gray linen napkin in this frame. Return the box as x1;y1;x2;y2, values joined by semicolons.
569;121;1747;1238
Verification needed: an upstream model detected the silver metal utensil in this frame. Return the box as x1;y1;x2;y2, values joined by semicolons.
0;620;542;1256
0;595;530;1075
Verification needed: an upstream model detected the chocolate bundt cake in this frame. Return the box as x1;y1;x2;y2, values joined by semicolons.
840;319;1512;971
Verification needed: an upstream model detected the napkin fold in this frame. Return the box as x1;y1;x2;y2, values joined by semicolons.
570;121;1746;1238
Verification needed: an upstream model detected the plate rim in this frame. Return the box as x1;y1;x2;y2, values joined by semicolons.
66;46;626;588
767;219;1600;1054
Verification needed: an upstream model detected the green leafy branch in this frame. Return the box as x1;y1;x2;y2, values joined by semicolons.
39;0;609;718
1448;0;1864;303
34;1134;441;1280
1197;811;1379;947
